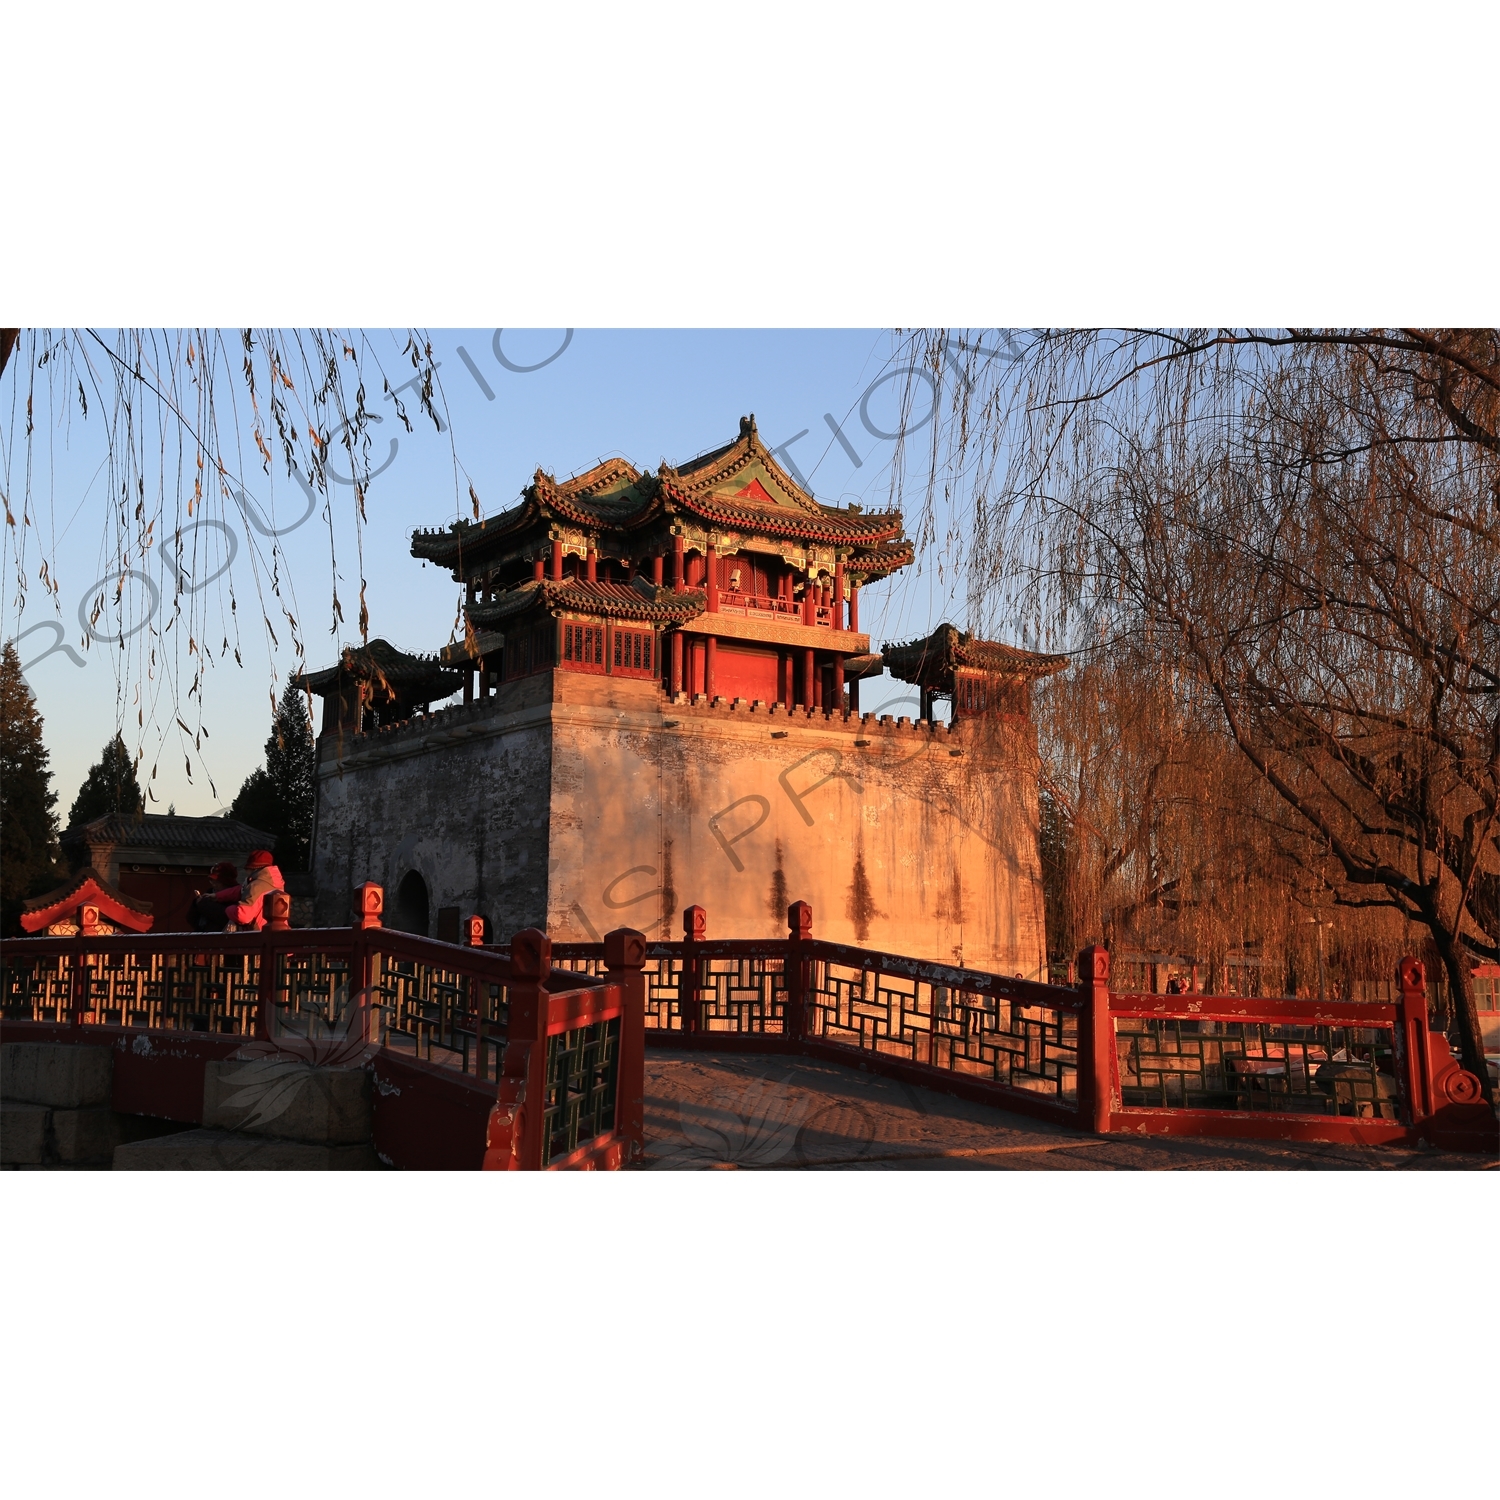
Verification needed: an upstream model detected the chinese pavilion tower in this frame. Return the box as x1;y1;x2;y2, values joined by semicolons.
411;413;908;714
304;418;1064;973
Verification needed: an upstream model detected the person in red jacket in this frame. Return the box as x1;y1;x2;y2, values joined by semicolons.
225;850;285;931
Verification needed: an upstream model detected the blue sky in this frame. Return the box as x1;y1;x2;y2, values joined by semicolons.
5;328;991;818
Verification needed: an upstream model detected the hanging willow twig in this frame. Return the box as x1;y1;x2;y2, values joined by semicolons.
0;327;460;812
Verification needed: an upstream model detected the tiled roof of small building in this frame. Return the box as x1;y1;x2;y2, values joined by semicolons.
298;639;466;700
60;812;278;853
882;623;1069;688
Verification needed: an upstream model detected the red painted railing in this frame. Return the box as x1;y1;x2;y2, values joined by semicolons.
546;911;1497;1155
6;893;1492;1160
0;886;648;1171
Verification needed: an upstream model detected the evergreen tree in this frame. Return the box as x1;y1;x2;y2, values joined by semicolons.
1;642;62;934
68;732;145;827
230;676;315;871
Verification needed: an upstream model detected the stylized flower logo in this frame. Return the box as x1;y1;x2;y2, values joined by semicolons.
221;988;378;1129
648;1076;812;1169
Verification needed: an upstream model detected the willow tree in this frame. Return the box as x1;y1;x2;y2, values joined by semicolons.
0;328;462;802
904;329;1499;1099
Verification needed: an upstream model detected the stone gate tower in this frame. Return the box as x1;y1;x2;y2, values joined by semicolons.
304;418;1065;971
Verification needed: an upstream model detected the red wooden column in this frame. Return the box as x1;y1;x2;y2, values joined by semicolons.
706;542;719;612
1398;956;1434;1124
483;927;551;1170
801;647;815;709
802;566;816;624
652;554;664;586
704;636;717;699
533;556;545;581
550;537;563;581
785;901;812;1041
849;583;859;632
681;905;706;1032
673;534;685;591
833;558;846;629
670;631;684;695
833;654;845;714
586;547;597;582
1076;944;1114;1134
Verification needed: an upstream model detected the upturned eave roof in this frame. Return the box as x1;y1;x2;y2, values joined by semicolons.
299;639;466;700
467;577;708;629
409;417;909;571
20;870;155;932
882;623;1070;688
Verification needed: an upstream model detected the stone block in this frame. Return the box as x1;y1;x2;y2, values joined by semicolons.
113;1128;380;1170
51;1106;125;1164
2;1101;50;1165
1;1042;113;1108
202;1061;372;1144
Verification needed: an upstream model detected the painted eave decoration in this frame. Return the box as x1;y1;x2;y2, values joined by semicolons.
20;869;155;933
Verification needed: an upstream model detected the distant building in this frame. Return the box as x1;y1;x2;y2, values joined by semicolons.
62;813;276;932
303;418;1066;971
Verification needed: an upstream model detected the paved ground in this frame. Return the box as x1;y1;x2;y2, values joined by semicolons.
641;1049;1496;1170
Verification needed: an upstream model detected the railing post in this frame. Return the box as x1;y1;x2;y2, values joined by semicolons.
681;905;705;1033
69;912;92;1027
352;882;383;1046
1398;956;1434;1125
786;901;812;1042
484;928;551;1170
1076;944;1113;1134
467;915;490;1080
605;927;647;1164
255;892;291;1041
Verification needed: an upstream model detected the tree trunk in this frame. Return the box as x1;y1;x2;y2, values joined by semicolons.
1429;917;1494;1106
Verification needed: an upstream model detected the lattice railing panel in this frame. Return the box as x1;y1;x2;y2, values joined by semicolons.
806;962;1078;1103
684;953;789;1033
269;948;358;1044
1115;1019;1403;1119
542;1017;620;1166
2;950;263;1033
373;952;510;1076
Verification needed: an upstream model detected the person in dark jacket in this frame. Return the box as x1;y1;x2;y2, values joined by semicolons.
190;862;240;931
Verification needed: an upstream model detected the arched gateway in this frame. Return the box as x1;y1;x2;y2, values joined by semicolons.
300;418;1066;973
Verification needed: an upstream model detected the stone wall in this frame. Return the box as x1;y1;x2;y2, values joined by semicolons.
310;672;555;931
311;669;1049;975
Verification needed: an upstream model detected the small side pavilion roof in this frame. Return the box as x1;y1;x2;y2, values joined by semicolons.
20;869;154;933
298;640;465;704
882;623;1069;692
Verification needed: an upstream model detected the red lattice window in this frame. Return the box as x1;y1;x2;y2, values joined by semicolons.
507;620;558;679
611;627;655;677
561;621;606;673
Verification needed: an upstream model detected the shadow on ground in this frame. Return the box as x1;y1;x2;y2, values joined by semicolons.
640;1050;1495;1171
